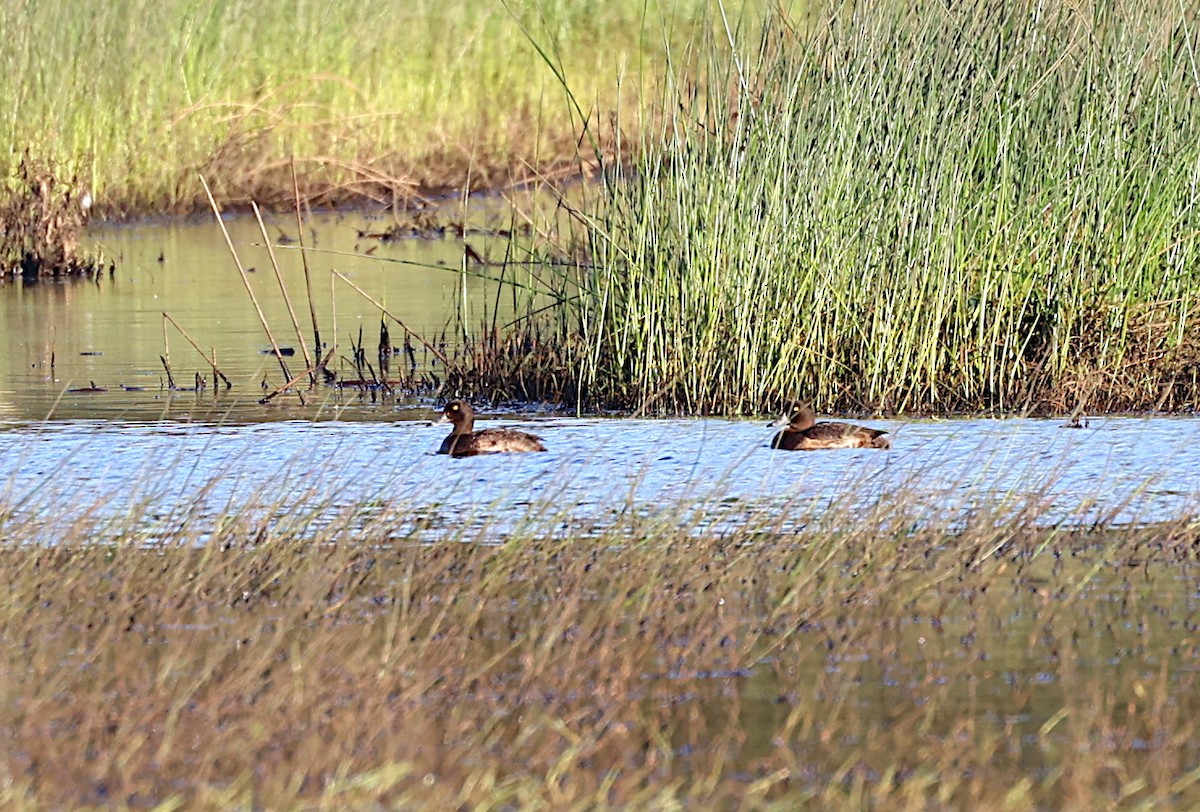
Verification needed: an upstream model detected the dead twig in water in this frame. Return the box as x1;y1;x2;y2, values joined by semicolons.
332;271;456;372
259;367;322;404
199;176;302;405
318;345;337;382
291;159;323;373
160;355;177;390
162;312;233;389
252;201;314;383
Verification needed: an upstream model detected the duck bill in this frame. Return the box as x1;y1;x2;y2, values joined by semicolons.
432;413;451;426
768;414;791;429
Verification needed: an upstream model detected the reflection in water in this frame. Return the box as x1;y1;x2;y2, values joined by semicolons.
1;414;1197;539
0;209;538;422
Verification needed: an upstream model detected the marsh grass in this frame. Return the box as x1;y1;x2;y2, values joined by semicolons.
0;0;716;216
3;475;1199;809
507;0;1200;415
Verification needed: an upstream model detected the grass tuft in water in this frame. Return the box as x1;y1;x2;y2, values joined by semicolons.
0;153;109;279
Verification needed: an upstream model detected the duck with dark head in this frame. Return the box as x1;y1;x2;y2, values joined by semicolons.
770;404;891;450
434;400;547;457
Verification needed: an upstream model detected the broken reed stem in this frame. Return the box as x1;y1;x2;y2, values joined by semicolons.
199;175;293;384
291;159;322;371
319;344;337;370
330;267;337;369
252;200;314;383
333;271;455;371
459;249;471;345
159;355;177;390
258;367;319;404
162;312;233;389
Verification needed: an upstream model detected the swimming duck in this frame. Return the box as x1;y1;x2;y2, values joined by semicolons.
434;400;547;457
770;404;891;450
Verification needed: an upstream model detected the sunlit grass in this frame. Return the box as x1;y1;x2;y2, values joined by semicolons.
2;468;1198;808
0;0;726;215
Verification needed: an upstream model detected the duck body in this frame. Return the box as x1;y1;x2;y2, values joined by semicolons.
770;405;891;450
434;400;547;457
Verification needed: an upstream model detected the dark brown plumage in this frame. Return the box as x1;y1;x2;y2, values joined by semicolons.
770;404;891;450
434;400;547;457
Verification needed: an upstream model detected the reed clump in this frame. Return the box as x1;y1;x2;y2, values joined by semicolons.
447;325;584;404
0;155;108;280
2;483;1199;808
507;0;1200;415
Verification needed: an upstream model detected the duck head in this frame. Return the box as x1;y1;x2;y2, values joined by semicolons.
769;403;816;431
434;400;476;433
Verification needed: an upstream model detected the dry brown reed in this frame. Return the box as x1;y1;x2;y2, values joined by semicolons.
0;155;108;280
1047;299;1200;415
445;323;586;406
3;486;1198;809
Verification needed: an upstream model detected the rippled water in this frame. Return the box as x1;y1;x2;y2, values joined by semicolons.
2;411;1197;541
2;213;1198;538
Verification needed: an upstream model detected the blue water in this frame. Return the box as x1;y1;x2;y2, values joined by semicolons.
2;412;1197;542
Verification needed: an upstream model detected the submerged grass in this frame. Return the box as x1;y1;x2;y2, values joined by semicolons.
2;479;1198;809
480;0;1200;415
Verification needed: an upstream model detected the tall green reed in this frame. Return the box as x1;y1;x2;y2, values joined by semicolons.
564;0;1200;414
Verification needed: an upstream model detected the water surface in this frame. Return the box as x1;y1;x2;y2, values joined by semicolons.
1;213;1197;536
2;413;1197;540
0;207;531;421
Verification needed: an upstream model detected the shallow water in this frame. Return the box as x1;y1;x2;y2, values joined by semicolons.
0;207;533;422
1;412;1197;540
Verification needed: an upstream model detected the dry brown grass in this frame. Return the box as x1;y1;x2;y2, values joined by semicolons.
1041;298;1200;416
2;485;1198;809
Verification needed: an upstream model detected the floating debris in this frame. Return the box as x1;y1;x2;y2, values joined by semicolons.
68;381;107;393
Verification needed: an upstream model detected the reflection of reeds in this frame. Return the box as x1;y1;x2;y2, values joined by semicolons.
3;478;1198;808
